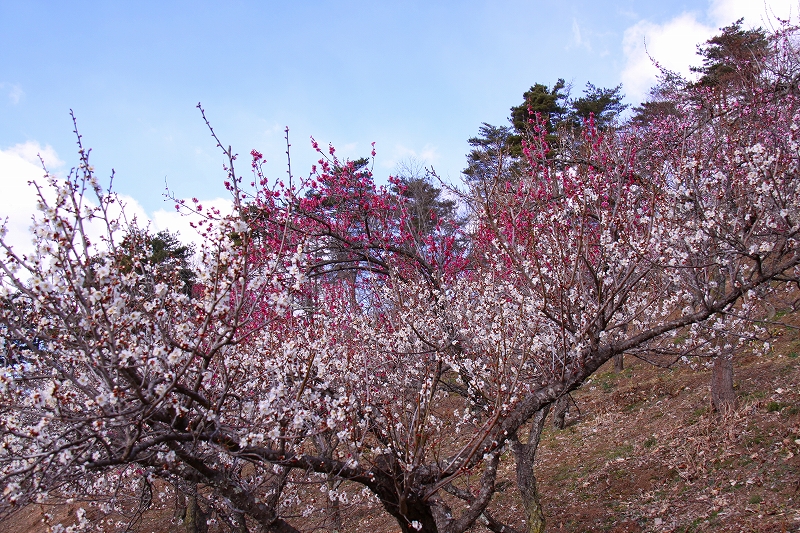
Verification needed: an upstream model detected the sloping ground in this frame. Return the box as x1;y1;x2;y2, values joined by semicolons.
3;317;799;533
522;319;800;533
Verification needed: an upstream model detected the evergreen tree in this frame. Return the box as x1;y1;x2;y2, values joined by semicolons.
691;18;769;89
466;80;629;183
117;230;196;296
568;83;628;130
509;79;569;135
393;159;459;240
462;123;520;185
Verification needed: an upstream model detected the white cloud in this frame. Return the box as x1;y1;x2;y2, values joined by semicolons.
0;145;232;258
620;0;797;104
4;141;64;169
8;86;23;105
0;148;52;256
621;13;711;103
709;0;795;27
150;198;234;250
80;194;234;255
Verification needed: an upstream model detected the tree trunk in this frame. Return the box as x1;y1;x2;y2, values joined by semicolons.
174;490;187;523
369;454;440;533
268;518;304;533
614;325;628;374
711;345;737;414
184;493;209;533
512;405;550;533
379;498;439;533
552;396;569;430
326;476;342;532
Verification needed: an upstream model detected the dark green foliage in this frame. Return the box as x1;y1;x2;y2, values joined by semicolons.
568;83;628;130
394;174;458;240
118;230;196;296
509;79;569;134
632;21;769;126
465;79;628;181
630;99;680;127
149;231;193;266
463;123;521;184
311;157;373;209
151;232;196;296
510;79;627;133
691;19;768;89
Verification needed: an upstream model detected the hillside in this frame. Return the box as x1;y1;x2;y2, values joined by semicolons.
529;342;800;532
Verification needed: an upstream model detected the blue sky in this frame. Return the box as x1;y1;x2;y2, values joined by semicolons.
0;0;795;249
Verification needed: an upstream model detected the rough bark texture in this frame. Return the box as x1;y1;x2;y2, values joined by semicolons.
512;405;551;533
552;396;569;430
325;476;342;532
175;490;187;523
613;353;624;373
268;518;304;533
614;325;627;373
711;346;737;414
381;499;438;533
184;494;209;533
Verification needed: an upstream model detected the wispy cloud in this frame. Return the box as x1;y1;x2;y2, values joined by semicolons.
0;83;24;105
621;13;710;103
381;144;440;171
570;19;592;52
709;0;795;28
567;17;615;56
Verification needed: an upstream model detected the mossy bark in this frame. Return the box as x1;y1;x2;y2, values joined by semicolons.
512;405;550;533
552;396;569;430
711;347;737;414
184;493;209;533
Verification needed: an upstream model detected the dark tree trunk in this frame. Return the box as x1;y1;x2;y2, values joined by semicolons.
184;493;209;533
369;454;440;533
379;497;439;533
711;345;737;414
268;518;303;533
170;452;299;533
614;325;628;374
175;490;187;523
512;405;550;533
552;396;569;430
312;432;344;532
